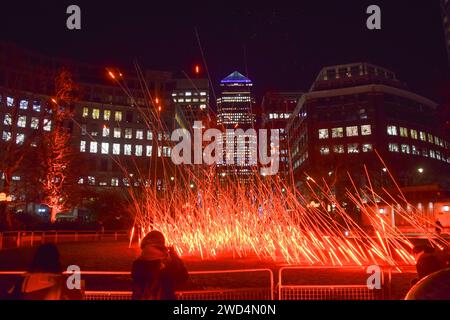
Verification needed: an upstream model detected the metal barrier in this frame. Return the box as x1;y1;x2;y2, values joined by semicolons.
0;230;128;250
0;268;274;300
84;288;271;300
278;266;391;300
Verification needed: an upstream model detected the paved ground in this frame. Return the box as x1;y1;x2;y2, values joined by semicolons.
0;241;417;299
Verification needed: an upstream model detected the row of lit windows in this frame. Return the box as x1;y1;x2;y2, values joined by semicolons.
171;91;207;97
319;143;373;155
78;177;171;188
172;98;207;103
318;125;372;139
80;125;161;140
387;125;449;149
268;113;291;120
293;152;309;170
82;108;123;121
79;140;171;157
2;131;26;145
0;96;42;112
388;143;450;163
3;114;51;131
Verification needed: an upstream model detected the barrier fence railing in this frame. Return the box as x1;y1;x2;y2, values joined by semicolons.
0;266;399;300
0;230;129;250
0;269;274;300
278;266;392;300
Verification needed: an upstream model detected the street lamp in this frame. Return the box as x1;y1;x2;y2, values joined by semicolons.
417;168;424;174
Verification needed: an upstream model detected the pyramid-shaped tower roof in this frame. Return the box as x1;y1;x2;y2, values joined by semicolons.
221;71;252;84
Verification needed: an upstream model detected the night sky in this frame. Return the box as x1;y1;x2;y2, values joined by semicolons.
0;1;449;102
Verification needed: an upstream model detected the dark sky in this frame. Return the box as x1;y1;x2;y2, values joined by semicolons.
0;1;449;102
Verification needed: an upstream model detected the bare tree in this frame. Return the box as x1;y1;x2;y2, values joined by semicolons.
41;69;79;223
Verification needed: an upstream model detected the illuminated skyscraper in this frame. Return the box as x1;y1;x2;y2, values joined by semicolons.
216;71;256;183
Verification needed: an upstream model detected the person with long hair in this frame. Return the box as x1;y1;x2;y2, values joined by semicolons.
7;243;82;300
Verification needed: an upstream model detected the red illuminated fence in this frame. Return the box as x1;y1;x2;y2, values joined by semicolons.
0;269;274;300
0;230;129;250
278;266;392;300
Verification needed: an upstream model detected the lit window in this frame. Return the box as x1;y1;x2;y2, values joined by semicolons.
3;114;11;126
2;131;11;141
33;101;41;112
389;143;399;152
387;126;397;136
399;127;408;137
112;143;120;155
115;111;122;122
347;143;359;153
82;107;89;118
78;178;84;185
436;151;441;160
102;126;110;137
136;130;144;140
101;143;109;154
90;141;98;153
430;150;436;158
333;145;344;154
19;100;28;110
147;131;153;140
410;129;418;140
422;148;428;157
401;144;410;154
114;128;121;138
346;126;358;137
111;178;119;187
104;110;111;121
185;92;192;96
146;145;152;157
43;120;52;131
92;109;100;120
162;146;171;157
361;125;372;136
200;92;207;96
435;136;440;145
320;146;330;155
428;134;434;143
88;176;95;186
80;141;86;152
16;133;25;145
31;117;39;129
124;144;132;155
318;129;329;139
125;128;132;139
331;127;344;138
419;131;426;141
135;145;143;156
412;145;420;155
17;116;26;128
7;97;14;107
362;144;373;152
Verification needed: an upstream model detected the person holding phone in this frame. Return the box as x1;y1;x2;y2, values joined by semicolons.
131;230;188;300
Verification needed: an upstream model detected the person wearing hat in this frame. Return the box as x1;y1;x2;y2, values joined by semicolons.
131;230;188;300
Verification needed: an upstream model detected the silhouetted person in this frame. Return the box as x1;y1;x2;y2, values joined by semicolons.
131;230;188;300
411;245;445;285
7;243;82;300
